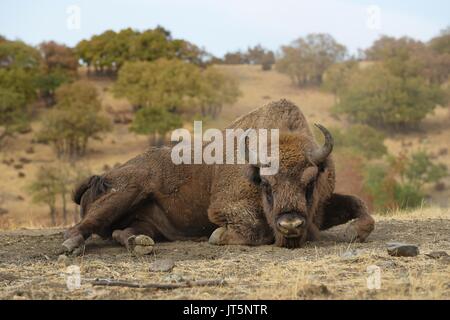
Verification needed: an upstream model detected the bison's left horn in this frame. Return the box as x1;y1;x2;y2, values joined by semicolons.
308;123;334;165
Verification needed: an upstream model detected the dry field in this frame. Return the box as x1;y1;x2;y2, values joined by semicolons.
0;207;448;300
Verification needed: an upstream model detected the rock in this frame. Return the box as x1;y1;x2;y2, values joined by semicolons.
440;256;450;265
0;272;19;281
387;242;419;257
72;247;84;256
0;208;8;216
297;284;331;298
57;254;69;266
163;273;184;283
377;260;397;269
438;148;448;156
425;251;448;259
340;249;364;260
19;157;31;164
434;182;446;192
149;259;175;272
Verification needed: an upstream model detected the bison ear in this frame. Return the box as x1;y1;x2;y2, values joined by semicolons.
244;165;262;185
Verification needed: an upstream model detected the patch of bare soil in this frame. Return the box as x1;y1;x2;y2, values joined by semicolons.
0;217;449;300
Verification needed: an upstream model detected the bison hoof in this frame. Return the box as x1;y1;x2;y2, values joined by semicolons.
127;235;154;256
343;223;359;242
343;221;373;243
61;234;85;253
208;227;226;245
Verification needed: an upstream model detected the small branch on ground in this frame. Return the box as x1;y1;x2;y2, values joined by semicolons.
90;278;226;289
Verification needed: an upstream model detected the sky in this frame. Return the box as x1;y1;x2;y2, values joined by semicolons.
0;0;449;56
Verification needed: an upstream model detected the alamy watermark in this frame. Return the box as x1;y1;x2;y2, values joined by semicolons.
65;265;81;291
66;5;81;30
366;5;382;31
366;265;381;290
170;121;280;175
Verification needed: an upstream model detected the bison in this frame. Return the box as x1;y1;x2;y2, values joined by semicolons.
62;99;374;254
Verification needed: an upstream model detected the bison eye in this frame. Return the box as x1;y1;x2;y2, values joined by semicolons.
305;180;315;204
261;181;273;206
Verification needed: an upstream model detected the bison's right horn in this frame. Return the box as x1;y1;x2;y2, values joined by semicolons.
308;123;334;165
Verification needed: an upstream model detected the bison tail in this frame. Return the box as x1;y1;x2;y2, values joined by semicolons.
72;175;111;205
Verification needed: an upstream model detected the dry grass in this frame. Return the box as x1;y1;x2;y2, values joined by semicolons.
0;207;448;300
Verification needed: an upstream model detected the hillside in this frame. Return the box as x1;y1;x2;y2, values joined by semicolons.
0;64;449;229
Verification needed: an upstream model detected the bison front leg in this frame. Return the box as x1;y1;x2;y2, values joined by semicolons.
319;193;375;242
207;202;274;246
62;185;143;253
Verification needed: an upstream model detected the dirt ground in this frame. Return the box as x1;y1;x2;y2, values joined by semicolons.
0;209;448;300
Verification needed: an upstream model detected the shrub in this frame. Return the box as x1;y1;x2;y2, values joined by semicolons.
276;33;347;87
38;81;111;158
333;65;446;130
331;124;387;159
363;151;448;211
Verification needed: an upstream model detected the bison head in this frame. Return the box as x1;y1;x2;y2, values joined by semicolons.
245;124;335;248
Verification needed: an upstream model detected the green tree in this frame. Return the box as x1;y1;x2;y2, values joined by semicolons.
114;59;239;118
331;124;387;159
0;88;28;145
363;151;448;211
28;164;86;225
75;27;206;76
28;166;61;225
322;60;358;100
38;81;111;158
113;59;201;111
0;38;42;144
37;41;78;105
0;39;41;71
130;107;182;145
276;33;347;87
223;51;249;64
366;35;450;85
198;66;240;118
334;64;446;129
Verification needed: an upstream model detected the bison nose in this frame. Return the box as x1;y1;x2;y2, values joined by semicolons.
278;219;303;230
276;214;306;236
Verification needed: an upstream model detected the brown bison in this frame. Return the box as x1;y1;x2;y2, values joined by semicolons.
62;99;374;254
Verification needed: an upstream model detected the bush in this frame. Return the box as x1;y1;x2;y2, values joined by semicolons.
130;107;182;145
276;33;347;87
28;164;90;226
38;81;111;158
331;124;387;159
398;150;448;189
394;183;425;209
333;65;446;130
363;151;448;211
363;163;397;210
322;60;357;97
0;87;28;145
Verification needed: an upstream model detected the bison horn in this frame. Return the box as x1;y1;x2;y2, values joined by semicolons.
308;123;334;165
